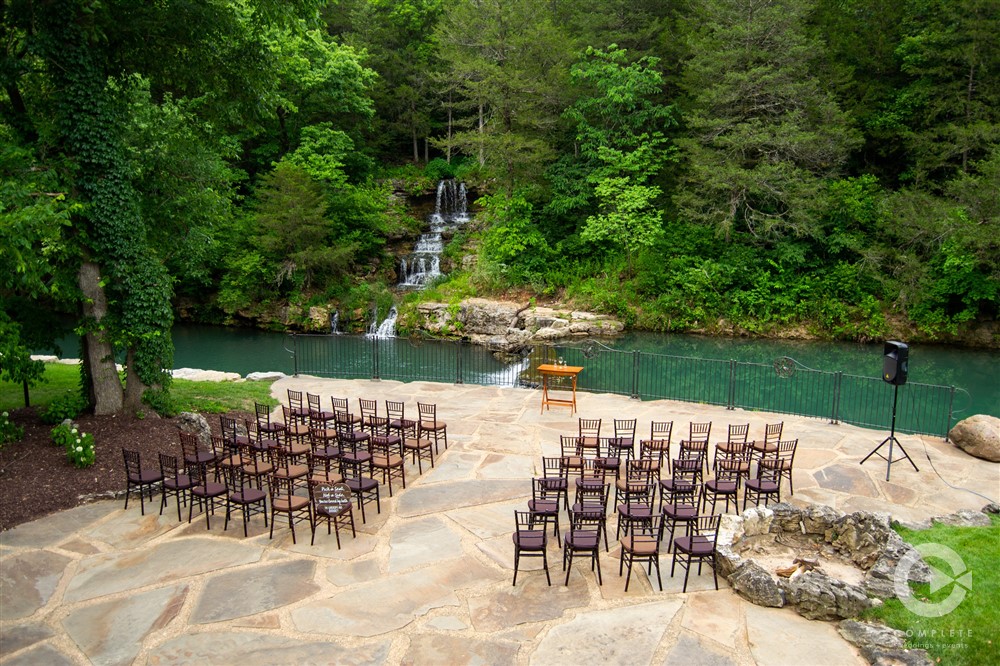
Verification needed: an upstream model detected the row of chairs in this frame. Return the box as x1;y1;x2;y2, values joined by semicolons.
278;391;449;456
514;473;723;593
513;418;796;591
122;396;449;547
571;418;788;478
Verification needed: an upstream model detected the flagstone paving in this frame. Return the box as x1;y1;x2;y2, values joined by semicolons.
2;377;997;665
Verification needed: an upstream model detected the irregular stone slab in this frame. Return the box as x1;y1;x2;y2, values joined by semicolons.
57;538;101;556
932;509;991;527
470;577;591;633
3;642;76;666
426;615;469;631
0;623;54;657
530;599;682;665
0;550;71;620
478;453;536;479
395;479;527;518
665;634;737;666
286;525;377;559
327;558;382;587
191;559;318;624
148;633;391;666
389;516;463;572
64;537;262;602
82;510;177;549
746;605;865;665
62;583;187;666
293;559;498;637
419;452;483;483
448;501;522;540
681;591;745;650
403;634;519;665
813;465;879;498
878;480;919;506
0;501;117;549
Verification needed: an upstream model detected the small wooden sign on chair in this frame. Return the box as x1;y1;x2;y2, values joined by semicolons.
315;482;352;515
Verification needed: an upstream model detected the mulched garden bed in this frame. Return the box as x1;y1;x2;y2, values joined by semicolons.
0;407;251;532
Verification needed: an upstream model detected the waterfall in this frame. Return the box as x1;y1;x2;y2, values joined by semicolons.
330;311;340;335
367;307;398;339
399;179;469;288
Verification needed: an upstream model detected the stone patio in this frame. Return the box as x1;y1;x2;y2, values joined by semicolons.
1;377;997;665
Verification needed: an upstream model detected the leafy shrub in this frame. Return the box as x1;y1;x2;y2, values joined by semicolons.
143;387;179;417
1;411;24;447
51;422;96;468
40;392;88;425
424;157;456;182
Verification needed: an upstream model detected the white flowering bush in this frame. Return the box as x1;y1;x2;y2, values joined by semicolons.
51;423;96;468
1;411;24;448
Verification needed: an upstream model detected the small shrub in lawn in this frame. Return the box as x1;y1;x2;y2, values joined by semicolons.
41;392;88;425
51;422;96;468
1;411;24;447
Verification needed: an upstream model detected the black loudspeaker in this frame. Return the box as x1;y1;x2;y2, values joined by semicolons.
882;341;908;386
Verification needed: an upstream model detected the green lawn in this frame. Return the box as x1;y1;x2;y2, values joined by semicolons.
1;363;277;415
863;516;1000;665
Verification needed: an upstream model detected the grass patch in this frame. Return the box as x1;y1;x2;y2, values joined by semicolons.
0;362;80;411
169;378;277;414
1;363;277;415
862;515;1000;665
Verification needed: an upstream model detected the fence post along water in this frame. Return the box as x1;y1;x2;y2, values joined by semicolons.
288;334;964;438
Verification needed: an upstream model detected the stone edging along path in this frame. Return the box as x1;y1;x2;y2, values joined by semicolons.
715;501;998;666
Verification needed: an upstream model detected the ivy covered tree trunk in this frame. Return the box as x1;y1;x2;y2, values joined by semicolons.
77;263;124;415
37;1;173;415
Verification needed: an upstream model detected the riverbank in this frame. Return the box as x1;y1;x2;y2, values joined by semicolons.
204;295;1000;351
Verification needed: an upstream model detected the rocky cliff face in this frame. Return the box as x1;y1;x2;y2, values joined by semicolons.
415;298;624;356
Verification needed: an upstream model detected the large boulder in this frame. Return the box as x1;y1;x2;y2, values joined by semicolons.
414;299;623;354
949;414;1000;462
175;412;212;448
729;560;784;608
781;571;874;620
838;620;933;666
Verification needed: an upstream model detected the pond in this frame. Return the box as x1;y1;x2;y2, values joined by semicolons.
48;324;998;420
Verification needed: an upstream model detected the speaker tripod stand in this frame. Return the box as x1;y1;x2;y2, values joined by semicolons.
860;383;919;481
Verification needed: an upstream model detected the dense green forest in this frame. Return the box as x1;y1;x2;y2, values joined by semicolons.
1;0;998;413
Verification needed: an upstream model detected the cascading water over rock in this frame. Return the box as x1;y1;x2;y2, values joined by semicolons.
398;180;469;288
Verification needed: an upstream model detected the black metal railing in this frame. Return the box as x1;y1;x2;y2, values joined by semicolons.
289;334;961;438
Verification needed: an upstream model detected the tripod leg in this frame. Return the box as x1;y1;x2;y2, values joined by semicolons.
860;436;892;466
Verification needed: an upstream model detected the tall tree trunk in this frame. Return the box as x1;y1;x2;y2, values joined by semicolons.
412;101;419;162
77;262;123;415
447;97;453;163
478;102;485;167
122;347;148;413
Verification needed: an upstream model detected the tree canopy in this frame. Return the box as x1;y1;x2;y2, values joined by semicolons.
2;0;997;414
